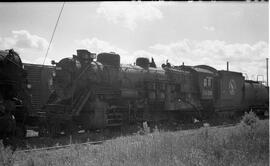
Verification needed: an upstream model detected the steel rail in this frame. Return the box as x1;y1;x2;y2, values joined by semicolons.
16;140;103;153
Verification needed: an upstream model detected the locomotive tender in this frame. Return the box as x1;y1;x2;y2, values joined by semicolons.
39;49;268;136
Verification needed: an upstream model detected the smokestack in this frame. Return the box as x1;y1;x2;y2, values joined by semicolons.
267;58;269;87
227;61;229;71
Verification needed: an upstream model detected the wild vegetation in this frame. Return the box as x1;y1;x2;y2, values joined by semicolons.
1;112;269;166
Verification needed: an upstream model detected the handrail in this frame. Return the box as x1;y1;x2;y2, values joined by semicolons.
72;89;93;116
71;63;93;106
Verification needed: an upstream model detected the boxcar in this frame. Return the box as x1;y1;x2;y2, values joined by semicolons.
23;63;53;117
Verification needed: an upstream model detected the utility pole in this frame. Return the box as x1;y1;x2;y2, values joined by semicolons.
266;58;269;87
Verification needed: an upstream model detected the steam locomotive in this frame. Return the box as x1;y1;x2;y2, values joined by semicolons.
39;49;269;136
0;49;31;144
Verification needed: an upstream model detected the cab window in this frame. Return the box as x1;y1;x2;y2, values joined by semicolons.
203;78;208;87
203;77;213;88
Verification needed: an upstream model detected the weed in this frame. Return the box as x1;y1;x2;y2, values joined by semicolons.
241;111;259;128
8;119;269;166
0;141;15;166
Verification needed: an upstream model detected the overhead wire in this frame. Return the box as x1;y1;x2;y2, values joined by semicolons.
42;2;65;67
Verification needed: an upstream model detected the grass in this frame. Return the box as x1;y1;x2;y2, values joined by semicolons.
2;113;269;166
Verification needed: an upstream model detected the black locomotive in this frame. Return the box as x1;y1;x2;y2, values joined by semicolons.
0;49;31;144
39;49;268;136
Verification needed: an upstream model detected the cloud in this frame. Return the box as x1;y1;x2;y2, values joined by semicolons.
203;26;215;31
20;57;50;65
130;50;157;65
75;38;160;64
96;2;165;30
229;11;242;18
0;30;49;51
31;57;53;65
75;37;268;81
0;30;52;65
149;39;268;79
75;37;128;56
132;50;155;59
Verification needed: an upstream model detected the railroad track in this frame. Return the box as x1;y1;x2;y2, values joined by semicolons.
215;123;237;128
16;140;103;153
15;122;238;153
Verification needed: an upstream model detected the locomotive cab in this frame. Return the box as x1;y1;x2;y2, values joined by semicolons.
193;65;218;101
177;65;218;119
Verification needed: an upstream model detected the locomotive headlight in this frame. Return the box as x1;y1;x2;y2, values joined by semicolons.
27;84;32;89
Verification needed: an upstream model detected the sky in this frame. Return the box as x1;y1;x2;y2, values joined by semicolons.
0;1;268;81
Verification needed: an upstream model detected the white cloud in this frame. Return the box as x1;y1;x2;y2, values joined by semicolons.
130;50;157;65
19;57;52;66
0;30;52;65
149;39;268;80
96;2;165;30
31;57;53;65
75;37;268;81
229;11;242;18
0;30;48;51
75;38;159;64
132;50;155;59
75;37;128;56
203;26;215;31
